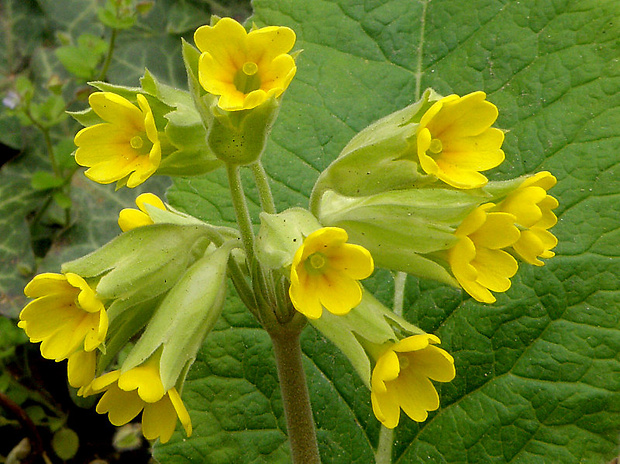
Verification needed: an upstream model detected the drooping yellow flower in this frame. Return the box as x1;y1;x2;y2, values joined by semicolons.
74;92;161;188
118;193;166;232
416;91;505;189
19;273;107;386
194;17;297;111
448;204;520;303
82;355;192;443
371;334;455;428
289;227;374;319
498;171;559;266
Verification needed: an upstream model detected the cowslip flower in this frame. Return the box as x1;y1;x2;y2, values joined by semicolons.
118;193;166;232
74;92;161;188
371;334;455;428
448;204;520;303
82;355;192;443
416;91;505;189
19;273;107;387
289;227;374;319
194;17;297;111
498;171;559;266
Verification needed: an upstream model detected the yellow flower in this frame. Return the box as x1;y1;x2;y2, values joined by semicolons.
498;172;559;266
19;273;107;386
448;204;520;303
118;193;166;232
416;91;505;189
194;17;297;111
289;227;374;319
82;356;192;443
371;334;455;428
74;92;161;188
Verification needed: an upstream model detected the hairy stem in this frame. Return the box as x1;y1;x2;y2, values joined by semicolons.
269;323;320;464
251;162;276;214
226;163;255;264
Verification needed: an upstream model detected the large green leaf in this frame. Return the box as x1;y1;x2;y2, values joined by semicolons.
155;0;619;463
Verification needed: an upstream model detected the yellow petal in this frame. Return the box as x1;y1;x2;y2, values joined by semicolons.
317;271;362;315
88;92;143;129
474;248;518;292
328;243;374;280
68;350;96;388
118;365;165;403
434;160;489;189
393;334;436;353
194;18;248;63
371;350;400;393
409;345;456;382
259;53;297;91
74;124;132;149
24;273;71;298
430;92;498;138
470;212;519;249
449;237;478;282
371;389;401;429
289;275;323;319
89;371;121;394
169;388;192;437
136;193;165;213
142;396;178;443
118;209;153;232
97;385;144;426
246;25;296;63
395;369;439;421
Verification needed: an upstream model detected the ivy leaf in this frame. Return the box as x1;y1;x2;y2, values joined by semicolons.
156;0;619;463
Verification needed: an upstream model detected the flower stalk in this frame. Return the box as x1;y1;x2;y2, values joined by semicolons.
268;322;320;464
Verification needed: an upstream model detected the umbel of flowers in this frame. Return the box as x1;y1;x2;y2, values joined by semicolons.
18;14;557;461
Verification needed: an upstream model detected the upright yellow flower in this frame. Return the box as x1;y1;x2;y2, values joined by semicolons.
194;17;297;111
448;204;520;303
82;355;192;443
74;92;161;188
416;91;505;189
19;273;107;387
498;171;559;265
371;334;455;428
118;193;166;232
289;227;374;319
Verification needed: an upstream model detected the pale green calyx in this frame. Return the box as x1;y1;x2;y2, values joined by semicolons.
256;207;322;271
120;241;234;391
310;291;425;388
318;188;491;285
62;224;212;305
310;88;442;213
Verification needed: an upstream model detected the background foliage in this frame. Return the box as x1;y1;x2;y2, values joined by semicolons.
1;0;618;463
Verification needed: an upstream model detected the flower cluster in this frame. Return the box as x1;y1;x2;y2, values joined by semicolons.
17;14;559;450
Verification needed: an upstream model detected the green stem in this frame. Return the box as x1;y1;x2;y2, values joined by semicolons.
98;28;118;81
375;426;394;464
269;323;320;464
393;271;407;317
226;163;255;264
251;162;276;214
42;127;60;177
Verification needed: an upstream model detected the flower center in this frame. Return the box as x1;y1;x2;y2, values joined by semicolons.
233;62;262;95
429;138;443;154
397;354;411;371
130;135;144;149
305;252;328;274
